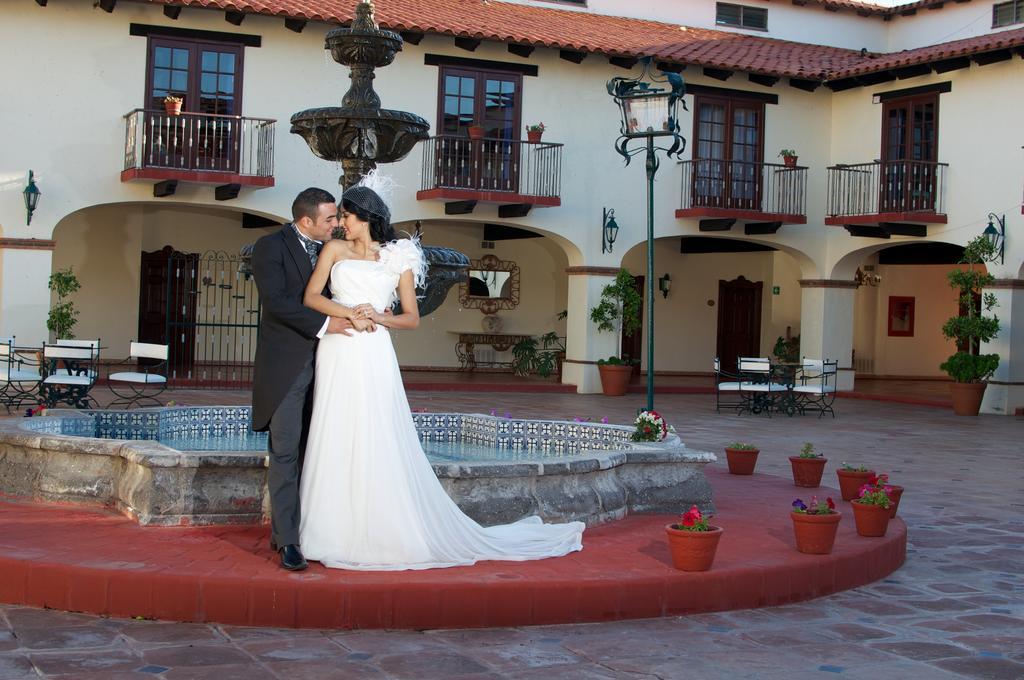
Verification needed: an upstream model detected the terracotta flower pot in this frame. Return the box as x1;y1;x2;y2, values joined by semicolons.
782;155;797;168
851;500;891;537
526;129;543;143
789;456;827;488
665;524;723;571
725;447;759;475
467;125;485;140
949;382;986;416
836;469;875;501
887;485;904;518
164;100;182;116
790;511;842;554
597;363;632;396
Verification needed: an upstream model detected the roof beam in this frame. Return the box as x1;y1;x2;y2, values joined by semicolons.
825;77;860;91
972;49;1013;65
454;36;481;52
163;5;182;19
225;10;245;25
35;0;47;5
699;218;737;232
894;63;933;79
926;1;945;8
932;56;971;72
703;67;733;81
880;222;926;237
844;225;890;238
900;8;918;15
215;183;242;201
559;49;586;64
748;73;780;87
609;56;638;70
497;204;533;218
284;18;307;33
855;70;896;85
445;201;477;215
789;78;821;92
401;31;424;45
153;180;178;198
745;221;782;235
98;0;115;12
508;43;534;58
656;61;685;73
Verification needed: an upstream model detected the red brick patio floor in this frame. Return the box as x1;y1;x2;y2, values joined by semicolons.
0;392;1020;678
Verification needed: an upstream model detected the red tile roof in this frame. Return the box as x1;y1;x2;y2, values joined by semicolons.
144;1;1024;82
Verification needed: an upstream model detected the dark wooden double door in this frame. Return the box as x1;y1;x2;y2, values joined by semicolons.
717;276;763;372
880;94;939;213
138;247;198;376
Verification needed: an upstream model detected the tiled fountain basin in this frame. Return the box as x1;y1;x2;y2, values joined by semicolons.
0;407;715;526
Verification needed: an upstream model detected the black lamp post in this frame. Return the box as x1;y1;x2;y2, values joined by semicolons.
602;207;619;253
607;57;686;411
982;213;1005;265
23;170;40;226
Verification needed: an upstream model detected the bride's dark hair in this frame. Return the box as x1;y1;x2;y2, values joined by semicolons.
341;186;395;243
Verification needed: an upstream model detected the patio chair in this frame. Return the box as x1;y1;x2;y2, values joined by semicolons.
713;358;743;413
0;337;43;413
39;342;100;409
737;357;789;416
793;358;838;418
107;341;169;408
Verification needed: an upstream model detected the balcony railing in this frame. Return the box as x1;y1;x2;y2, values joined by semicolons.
678;159;807;219
420;136;563;201
123;109;276;178
827;160;948;218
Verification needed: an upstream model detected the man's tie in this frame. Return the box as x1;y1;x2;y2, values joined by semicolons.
293;226;322;267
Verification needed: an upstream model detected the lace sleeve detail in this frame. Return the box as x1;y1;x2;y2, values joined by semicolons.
381;236;428;291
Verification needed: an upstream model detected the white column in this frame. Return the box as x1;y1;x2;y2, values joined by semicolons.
798;279;857;391
562;267;620;394
980;279;1024;415
0;239;55;346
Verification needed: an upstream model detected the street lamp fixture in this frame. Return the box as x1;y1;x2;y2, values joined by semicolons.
658;273;672;299
23;170;40;226
602;208;619;254
982;213;1005;265
607;57;687;411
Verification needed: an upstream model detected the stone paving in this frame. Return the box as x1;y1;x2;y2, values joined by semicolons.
1;391;1021;679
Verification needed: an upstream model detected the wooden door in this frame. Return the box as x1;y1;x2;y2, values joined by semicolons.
139;247;199;377
620;275;644;380
717;276;763;371
693;97;763;210
880;94;938;213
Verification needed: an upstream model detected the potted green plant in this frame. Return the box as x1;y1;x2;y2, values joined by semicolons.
789;442;826;488
664;505;722;571
790;496;841;554
525;122;546;143
511;332;565;379
772;334;800;364
836;462;874;501
724;442;759;475
940;236;1000;416
467;124;485;140
850;473;892;537
164;95;183;116
47;267;81;340
778;148;798;167
589;268;642;396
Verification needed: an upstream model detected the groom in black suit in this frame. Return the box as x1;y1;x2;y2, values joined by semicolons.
251;187;354;570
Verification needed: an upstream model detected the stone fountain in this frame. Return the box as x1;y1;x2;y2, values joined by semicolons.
290;0;467;315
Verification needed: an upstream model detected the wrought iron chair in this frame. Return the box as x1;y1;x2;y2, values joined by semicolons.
0;337;43;413
107;342;169;409
793;358;839;418
713;358;743;413
39;342;100;409
737;357;788;416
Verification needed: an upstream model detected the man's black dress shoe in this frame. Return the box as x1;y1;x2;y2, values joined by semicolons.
279;544;308;571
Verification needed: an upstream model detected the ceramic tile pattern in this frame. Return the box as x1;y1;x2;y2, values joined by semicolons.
1;389;1021;679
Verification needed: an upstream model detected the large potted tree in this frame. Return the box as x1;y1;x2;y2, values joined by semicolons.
589;268;642;396
939;236;1000;416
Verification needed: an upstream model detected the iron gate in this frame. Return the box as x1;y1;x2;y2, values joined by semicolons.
166;250;261;389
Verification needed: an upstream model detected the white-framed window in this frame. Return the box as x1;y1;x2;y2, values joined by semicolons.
716;2;768;31
993;0;1023;27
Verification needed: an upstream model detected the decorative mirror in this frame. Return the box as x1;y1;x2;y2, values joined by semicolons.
459;254;520;315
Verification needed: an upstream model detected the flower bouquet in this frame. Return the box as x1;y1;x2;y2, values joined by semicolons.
851;473;892;537
631;410;668;442
789;442;827;488
724;441;759;475
790;496;841;554
664;505;722;571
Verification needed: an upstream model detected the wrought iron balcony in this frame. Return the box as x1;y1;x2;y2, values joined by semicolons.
826;160;948;232
417;136;563;213
677;159;808;229
121;109;276;191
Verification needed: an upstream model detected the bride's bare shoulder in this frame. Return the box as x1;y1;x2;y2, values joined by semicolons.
322;239;353;258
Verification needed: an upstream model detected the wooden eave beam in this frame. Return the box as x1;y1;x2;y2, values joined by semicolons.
508;43;535;58
856;9;873;16
497;204;532;218
699;218;737;232
445;201;477;215
825;77;860;91
745;221;782;235
926;2;945;9
791;0;808;5
895;63;933;79
400;31;424;45
972;49;1012;65
454;36;481;52
855;70;896;85
656;61;685;73
163;5;182;19
35;0;47;6
880;222;927;237
153;180;178;198
825;5;841;11
844;224;890;238
932;56;971;72
225;10;245;25
609;56;638;70
789;78;821;92
900;7;918;15
703;67;733;81
98;0;116;12
559;49;586;64
284;18;307;33
748;73;780;87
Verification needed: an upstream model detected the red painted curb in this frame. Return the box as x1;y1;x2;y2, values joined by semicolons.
0;468;906;629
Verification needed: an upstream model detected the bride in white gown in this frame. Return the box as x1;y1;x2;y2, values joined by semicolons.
298;184;584;570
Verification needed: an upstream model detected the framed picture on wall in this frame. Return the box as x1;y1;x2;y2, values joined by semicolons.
887;296;915;337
